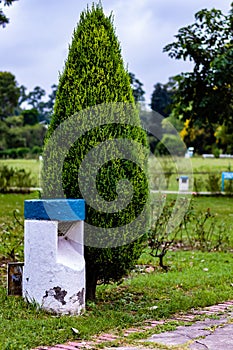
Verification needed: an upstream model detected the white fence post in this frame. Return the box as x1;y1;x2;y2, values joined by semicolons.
23;199;85;315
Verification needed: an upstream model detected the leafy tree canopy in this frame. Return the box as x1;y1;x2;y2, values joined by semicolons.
0;71;20;119
22;108;39;126
129;72;145;103
150;79;176;117
163;4;233;128
0;0;17;27
18;84;57;122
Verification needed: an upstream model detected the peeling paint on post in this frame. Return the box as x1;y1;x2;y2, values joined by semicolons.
23;199;85;315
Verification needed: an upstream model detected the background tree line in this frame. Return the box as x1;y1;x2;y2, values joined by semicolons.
0;72;57;158
0;70;147;158
0;3;232;157
149;3;233;156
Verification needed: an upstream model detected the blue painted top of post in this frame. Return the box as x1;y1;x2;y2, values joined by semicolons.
24;199;85;221
222;172;233;180
221;172;233;191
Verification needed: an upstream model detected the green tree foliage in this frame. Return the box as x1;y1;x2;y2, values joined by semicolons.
129;72;145;103
215;124;233;154
0;0;17;27
44;3;149;300
150;80;175;117
180;118;216;155
0;72;20;119
0;72;50;154
26;86;46;110
26;86;49;121
45;84;57;117
2;119;46;150
18;85;28;106
18;84;57;122
0;120;8;149
142;79;176;154
48;4;135;131
0;111;46;155
163;4;233;129
22;108;39;126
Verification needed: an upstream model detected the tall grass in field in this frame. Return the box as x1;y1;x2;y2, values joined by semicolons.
1;156;233;190
0;159;42;187
148;156;233;191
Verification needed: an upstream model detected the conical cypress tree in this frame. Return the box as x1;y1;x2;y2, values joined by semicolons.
43;3;149;300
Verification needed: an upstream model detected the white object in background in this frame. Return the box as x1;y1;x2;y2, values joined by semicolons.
179;176;189;191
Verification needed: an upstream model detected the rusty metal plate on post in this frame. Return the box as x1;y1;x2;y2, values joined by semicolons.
7;262;24;296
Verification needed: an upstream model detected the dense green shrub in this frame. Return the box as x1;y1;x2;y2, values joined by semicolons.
31;146;42;155
148;196;231;271
0;165;34;191
0;118;46;153
43;3;149;300
14;147;30;158
205;173;221;192
155;134;185;156
0;148;18;159
0;146;43;159
0;209;24;261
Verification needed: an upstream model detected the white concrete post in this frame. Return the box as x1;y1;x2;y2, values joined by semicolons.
23;199;85;315
179;176;189;192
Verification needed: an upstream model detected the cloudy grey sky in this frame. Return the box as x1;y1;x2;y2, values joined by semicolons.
0;0;231;106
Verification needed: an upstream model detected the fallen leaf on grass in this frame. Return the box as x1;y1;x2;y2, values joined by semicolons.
71;327;79;334
148;305;158;310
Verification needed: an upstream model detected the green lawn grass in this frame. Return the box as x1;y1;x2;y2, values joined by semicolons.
148;156;233;191
0;192;39;226
0;194;232;349
1;156;233;191
0;159;41;187
191;156;233;172
183;195;233;243
0;159;233;349
0;250;232;349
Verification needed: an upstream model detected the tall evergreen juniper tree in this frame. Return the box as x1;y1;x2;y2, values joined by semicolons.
43;3;149;300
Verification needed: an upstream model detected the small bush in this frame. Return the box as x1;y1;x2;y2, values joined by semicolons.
194;177;204;192
181;205;230;252
0;209;24;261
31;146;42;155
0;165;34;192
0;148;18;159
0;147;42;159
0;165;14;191
147;196;189;271
16;147;30;158
147;197;231;270
205;173;221;192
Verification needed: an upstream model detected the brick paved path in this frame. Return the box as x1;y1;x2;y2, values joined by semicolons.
32;300;233;350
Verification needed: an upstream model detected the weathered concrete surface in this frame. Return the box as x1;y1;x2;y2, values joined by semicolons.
189;323;233;350
23;220;85;315
104;348;151;350
105;311;233;350
147;312;233;349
